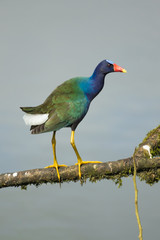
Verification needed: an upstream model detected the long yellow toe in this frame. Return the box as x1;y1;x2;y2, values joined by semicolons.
45;164;67;181
75;160;102;179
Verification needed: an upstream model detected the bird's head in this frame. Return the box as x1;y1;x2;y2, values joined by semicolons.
100;60;127;74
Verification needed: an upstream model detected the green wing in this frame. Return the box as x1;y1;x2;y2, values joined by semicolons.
21;77;89;133
21;77;85;114
43;98;88;132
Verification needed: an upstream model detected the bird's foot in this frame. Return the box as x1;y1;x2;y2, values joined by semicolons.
75;160;102;179
45;164;67;181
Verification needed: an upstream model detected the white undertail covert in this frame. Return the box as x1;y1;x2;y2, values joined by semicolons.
23;113;49;126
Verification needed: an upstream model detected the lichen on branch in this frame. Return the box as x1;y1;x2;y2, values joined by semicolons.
0;125;160;189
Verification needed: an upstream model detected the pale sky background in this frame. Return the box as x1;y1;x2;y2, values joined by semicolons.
0;1;160;240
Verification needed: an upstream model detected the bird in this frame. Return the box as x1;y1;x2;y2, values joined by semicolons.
20;59;127;181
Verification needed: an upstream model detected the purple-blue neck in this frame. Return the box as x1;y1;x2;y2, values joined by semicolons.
86;65;106;101
79;69;106;102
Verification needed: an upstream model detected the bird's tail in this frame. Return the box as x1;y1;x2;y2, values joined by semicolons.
20;105;45;114
30;123;45;134
20;106;49;134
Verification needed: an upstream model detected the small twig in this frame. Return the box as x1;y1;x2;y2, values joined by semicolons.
133;149;143;240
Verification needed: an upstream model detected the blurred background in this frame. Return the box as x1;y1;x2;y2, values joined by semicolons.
0;0;160;239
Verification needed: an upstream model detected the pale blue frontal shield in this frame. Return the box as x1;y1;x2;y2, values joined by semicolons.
106;59;114;64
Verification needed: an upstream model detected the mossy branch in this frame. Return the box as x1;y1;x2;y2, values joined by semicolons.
0;125;160;189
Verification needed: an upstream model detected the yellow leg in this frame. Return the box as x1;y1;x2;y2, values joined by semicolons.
70;130;102;178
45;131;67;181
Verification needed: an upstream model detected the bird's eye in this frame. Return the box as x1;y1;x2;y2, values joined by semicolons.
107;63;112;67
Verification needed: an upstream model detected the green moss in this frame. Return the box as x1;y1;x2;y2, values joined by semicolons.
138;169;160;185
86;168;133;188
21;185;27;190
114;177;123;188
141;125;160;158
143;125;160;143
151;142;160;157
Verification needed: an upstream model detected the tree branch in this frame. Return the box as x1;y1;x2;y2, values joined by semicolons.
1;125;160;189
